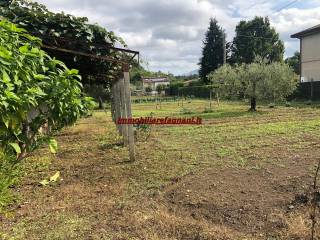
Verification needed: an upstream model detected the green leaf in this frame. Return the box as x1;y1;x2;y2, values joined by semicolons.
49;138;58;154
9;143;21;154
2;70;10;84
39;179;50;186
0;46;12;59
49;171;60;182
19;45;29;54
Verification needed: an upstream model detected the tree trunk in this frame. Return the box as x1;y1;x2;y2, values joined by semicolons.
310;79;314;101
98;96;103;109
250;97;256;111
249;81;257;111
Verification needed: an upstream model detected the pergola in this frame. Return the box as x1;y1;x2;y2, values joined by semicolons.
40;36;139;161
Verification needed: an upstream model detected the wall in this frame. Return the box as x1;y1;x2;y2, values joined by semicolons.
301;33;320;82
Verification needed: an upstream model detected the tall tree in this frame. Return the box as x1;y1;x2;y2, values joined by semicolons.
285;51;300;75
199;18;225;83
231;17;284;64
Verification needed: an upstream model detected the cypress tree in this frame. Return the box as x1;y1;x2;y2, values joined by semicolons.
199;18;224;83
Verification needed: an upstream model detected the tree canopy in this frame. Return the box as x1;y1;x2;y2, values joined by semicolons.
208;59;297;111
0;0;127;86
285;51;300;75
231;17;284;64
199;18;225;84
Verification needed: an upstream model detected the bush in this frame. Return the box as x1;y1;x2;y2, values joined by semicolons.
0;20;93;159
0;20;93;209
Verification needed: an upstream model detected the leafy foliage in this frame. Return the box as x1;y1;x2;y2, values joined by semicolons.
0;20;92;159
231;17;284;64
208;64;243;100
208;59;298;110
0;0;126;86
156;84;166;94
130;60;172;86
145;86;152;93
199;18;225;83
165;81;184;96
285;51;300;75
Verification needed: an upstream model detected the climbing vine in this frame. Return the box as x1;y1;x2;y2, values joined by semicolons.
0;0;126;86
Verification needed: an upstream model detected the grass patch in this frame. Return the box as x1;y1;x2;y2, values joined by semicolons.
0;153;22;213
5;213;91;240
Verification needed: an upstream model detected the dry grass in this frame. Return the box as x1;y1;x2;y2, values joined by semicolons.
1;100;320;239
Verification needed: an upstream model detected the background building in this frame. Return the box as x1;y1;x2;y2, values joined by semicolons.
292;24;320;99
292;24;320;83
142;77;170;95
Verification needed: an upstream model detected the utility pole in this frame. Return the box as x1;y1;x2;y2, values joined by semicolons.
223;32;227;65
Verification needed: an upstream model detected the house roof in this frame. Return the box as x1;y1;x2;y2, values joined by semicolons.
291;24;320;38
142;77;169;83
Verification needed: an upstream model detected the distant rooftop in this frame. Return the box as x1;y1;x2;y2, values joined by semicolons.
291;24;320;38
142;77;169;83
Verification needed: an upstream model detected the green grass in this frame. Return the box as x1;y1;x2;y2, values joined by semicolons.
110;100;320;198
5;213;91;240
0;153;23;213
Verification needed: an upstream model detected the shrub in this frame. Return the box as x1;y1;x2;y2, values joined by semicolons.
0;20;93;208
0;20;93;159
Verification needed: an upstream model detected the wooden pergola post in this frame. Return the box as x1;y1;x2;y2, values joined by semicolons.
111;65;135;162
119;75;128;145
123;64;135;162
113;80;122;135
111;83;116;123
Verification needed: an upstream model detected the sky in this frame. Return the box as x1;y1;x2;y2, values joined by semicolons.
36;0;320;75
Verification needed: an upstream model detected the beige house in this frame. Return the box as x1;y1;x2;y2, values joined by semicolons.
142;77;170;94
292;24;320;82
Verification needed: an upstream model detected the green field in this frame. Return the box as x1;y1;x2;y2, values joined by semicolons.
1;100;320;239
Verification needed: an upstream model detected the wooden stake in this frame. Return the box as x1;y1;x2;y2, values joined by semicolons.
123;65;135;162
111;83;116;123
114;80;122;134
119;75;128;144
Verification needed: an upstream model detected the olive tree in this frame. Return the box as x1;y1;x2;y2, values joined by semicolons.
208;64;244;101
208;59;297;111
263;62;298;102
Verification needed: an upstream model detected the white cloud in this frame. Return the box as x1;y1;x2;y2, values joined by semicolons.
36;0;320;74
